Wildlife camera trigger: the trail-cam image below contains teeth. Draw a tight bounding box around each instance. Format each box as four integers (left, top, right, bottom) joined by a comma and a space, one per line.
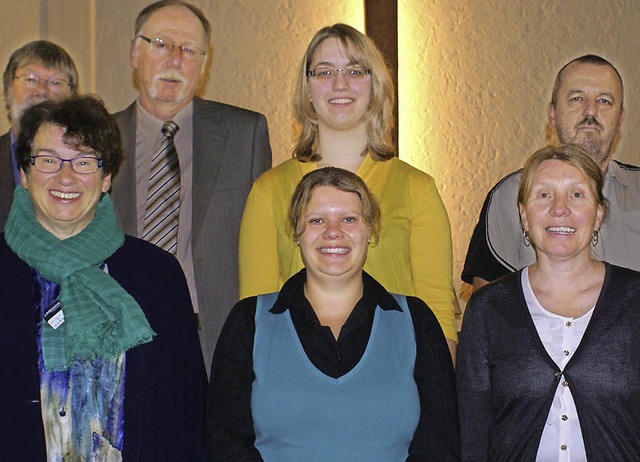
51, 191, 80, 200
320, 247, 349, 254
547, 226, 576, 234
329, 98, 353, 104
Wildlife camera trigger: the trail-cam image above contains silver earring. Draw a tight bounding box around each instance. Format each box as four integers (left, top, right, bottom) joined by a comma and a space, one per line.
523, 230, 531, 247
592, 230, 600, 247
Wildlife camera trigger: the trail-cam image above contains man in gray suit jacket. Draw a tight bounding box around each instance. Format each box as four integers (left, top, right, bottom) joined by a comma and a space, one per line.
0, 41, 78, 230
110, 0, 272, 375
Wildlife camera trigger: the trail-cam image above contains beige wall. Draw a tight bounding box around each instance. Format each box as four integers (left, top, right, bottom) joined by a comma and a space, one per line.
2, 0, 639, 306
398, 0, 640, 303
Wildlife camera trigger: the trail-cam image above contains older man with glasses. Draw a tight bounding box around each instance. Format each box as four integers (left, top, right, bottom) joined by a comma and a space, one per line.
0, 40, 78, 231
110, 0, 272, 376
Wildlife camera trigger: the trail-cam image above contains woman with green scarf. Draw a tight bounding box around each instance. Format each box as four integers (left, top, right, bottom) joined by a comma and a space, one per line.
0, 95, 207, 460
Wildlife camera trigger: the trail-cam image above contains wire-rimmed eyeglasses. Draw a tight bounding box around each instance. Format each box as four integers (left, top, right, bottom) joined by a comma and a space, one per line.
136, 35, 206, 61
30, 155, 104, 174
14, 74, 70, 92
307, 65, 371, 81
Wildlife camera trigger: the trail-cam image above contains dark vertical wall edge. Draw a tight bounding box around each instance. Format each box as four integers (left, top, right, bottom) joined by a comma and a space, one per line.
364, 0, 399, 151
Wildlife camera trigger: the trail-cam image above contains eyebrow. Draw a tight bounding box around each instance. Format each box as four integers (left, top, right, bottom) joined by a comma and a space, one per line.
567, 89, 617, 101
311, 60, 361, 68
150, 35, 203, 47
34, 148, 97, 157
532, 180, 590, 188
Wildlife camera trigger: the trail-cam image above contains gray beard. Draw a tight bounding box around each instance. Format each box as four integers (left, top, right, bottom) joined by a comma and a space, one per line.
576, 137, 610, 167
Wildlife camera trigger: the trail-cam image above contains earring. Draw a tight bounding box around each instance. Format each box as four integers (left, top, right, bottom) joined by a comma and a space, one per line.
592, 230, 600, 247
523, 230, 531, 247
367, 237, 371, 245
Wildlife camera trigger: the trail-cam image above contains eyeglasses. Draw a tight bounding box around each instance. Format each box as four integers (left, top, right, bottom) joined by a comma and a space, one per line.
30, 155, 104, 174
307, 65, 371, 81
136, 35, 206, 61
14, 74, 70, 92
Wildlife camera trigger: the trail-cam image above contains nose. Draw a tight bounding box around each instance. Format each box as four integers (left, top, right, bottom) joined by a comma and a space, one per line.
549, 196, 570, 216
322, 219, 343, 239
332, 71, 349, 90
55, 161, 77, 184
168, 45, 184, 65
583, 97, 596, 117
32, 79, 51, 97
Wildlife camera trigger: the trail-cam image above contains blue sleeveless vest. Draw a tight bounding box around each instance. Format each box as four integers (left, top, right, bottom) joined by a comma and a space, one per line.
252, 293, 420, 462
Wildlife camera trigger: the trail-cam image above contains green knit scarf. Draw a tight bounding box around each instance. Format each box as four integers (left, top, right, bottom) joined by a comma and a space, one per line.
5, 186, 155, 371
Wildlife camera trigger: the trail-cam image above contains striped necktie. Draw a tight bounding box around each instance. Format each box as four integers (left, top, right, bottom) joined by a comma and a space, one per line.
143, 121, 180, 254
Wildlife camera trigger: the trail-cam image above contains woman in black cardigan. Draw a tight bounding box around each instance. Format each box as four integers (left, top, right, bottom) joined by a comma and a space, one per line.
1, 96, 207, 460
457, 144, 640, 461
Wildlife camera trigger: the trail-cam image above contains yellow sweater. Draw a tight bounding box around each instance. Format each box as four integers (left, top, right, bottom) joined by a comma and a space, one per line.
238, 155, 457, 342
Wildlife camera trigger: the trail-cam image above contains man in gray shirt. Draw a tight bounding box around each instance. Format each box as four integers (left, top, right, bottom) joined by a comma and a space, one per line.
463, 55, 640, 290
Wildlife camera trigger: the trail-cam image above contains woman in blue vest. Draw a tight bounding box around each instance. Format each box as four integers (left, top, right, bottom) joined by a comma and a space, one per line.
206, 166, 459, 461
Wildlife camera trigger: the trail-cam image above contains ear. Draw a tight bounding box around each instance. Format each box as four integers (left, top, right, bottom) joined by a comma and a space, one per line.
547, 101, 556, 128
130, 39, 139, 69
20, 168, 28, 189
594, 203, 605, 231
101, 173, 112, 193
618, 107, 626, 128
518, 203, 529, 232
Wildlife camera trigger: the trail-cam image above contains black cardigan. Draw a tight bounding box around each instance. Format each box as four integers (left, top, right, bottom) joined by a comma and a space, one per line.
457, 263, 640, 461
0, 235, 208, 461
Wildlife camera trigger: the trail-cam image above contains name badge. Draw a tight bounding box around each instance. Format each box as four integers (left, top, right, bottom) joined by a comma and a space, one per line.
44, 300, 65, 329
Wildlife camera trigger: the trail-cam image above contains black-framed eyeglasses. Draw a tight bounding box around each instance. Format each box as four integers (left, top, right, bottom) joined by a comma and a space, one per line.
307, 65, 371, 81
30, 155, 104, 174
14, 74, 70, 92
136, 35, 206, 61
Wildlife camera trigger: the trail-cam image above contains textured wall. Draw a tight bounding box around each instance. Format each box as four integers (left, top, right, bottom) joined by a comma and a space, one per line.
398, 0, 640, 304
95, 0, 364, 170
0, 0, 41, 132
2, 0, 640, 308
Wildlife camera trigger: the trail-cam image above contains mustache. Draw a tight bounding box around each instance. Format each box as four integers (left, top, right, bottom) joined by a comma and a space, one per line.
576, 116, 603, 130
155, 69, 185, 82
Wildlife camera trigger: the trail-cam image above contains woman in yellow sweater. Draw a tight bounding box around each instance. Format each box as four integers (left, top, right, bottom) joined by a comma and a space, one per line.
239, 23, 458, 356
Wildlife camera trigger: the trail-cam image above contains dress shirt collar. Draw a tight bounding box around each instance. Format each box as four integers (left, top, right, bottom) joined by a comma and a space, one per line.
268, 269, 401, 341
135, 99, 193, 143
269, 268, 401, 315
606, 159, 638, 187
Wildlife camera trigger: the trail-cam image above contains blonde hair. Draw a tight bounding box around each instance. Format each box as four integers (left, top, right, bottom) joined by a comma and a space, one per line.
292, 24, 395, 162
288, 167, 381, 245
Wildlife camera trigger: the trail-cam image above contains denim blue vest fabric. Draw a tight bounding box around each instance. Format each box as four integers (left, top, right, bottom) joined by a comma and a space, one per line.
252, 292, 420, 462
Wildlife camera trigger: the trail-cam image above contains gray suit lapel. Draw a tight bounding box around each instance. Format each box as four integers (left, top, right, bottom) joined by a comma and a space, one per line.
192, 97, 228, 243
0, 132, 15, 231
112, 102, 139, 235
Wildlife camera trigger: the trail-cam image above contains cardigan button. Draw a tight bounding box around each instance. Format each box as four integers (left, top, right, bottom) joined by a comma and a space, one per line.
554, 371, 562, 378
562, 380, 569, 387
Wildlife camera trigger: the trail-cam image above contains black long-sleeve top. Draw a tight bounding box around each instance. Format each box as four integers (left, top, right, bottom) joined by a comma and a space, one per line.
206, 269, 460, 461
